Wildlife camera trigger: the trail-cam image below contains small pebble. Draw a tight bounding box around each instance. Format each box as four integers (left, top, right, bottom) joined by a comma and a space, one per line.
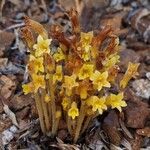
132, 79, 150, 99
1, 125, 18, 145
146, 72, 150, 80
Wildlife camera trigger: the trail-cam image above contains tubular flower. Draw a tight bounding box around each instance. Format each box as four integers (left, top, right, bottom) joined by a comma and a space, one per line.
78, 32, 93, 61
78, 64, 94, 80
78, 86, 88, 99
32, 74, 45, 92
86, 96, 107, 114
68, 102, 79, 119
120, 62, 139, 89
102, 54, 120, 70
81, 50, 91, 61
63, 75, 79, 96
22, 82, 34, 95
77, 46, 91, 61
33, 35, 51, 57
61, 97, 70, 110
53, 48, 66, 62
90, 71, 110, 91
105, 92, 127, 112
28, 56, 44, 73
81, 31, 93, 47
45, 94, 51, 103
53, 65, 63, 84
63, 75, 78, 89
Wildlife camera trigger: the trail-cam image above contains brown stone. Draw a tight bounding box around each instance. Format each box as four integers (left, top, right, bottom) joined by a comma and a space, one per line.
0, 58, 8, 69
136, 127, 150, 137
124, 101, 150, 128
0, 75, 16, 99
0, 116, 12, 133
130, 133, 143, 150
57, 129, 68, 141
0, 31, 15, 49
130, 8, 150, 43
9, 94, 34, 111
16, 106, 30, 120
0, 47, 5, 57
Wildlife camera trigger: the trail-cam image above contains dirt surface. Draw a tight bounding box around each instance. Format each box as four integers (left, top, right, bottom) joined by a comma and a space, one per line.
0, 0, 150, 149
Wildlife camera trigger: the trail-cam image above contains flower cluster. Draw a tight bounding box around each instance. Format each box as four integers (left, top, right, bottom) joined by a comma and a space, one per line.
21, 10, 139, 143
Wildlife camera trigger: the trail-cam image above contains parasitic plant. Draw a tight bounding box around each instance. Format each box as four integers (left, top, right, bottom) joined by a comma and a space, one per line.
21, 9, 139, 143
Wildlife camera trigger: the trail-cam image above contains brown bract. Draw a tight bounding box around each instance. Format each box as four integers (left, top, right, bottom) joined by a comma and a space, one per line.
20, 27, 35, 49
24, 16, 48, 39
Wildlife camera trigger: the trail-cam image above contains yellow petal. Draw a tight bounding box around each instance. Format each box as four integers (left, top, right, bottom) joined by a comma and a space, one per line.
68, 102, 79, 119
120, 62, 139, 89
45, 94, 51, 103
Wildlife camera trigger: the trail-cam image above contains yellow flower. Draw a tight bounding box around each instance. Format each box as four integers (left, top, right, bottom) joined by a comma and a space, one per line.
86, 96, 107, 114
33, 35, 51, 57
22, 82, 34, 95
103, 54, 120, 70
62, 97, 70, 110
78, 64, 94, 80
90, 71, 110, 91
28, 56, 44, 73
23, 74, 45, 94
53, 48, 65, 62
77, 46, 91, 61
63, 75, 77, 89
78, 32, 93, 61
80, 87, 88, 99
68, 102, 79, 119
81, 31, 93, 47
53, 65, 63, 84
63, 75, 79, 96
81, 50, 91, 61
45, 94, 51, 103
120, 62, 139, 89
32, 74, 45, 92
29, 55, 36, 61
105, 92, 127, 112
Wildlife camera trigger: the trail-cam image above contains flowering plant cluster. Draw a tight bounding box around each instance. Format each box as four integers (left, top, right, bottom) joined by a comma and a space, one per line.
21, 9, 139, 143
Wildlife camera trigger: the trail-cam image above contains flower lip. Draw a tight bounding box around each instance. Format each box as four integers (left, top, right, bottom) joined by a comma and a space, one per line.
68, 102, 79, 119
78, 64, 94, 80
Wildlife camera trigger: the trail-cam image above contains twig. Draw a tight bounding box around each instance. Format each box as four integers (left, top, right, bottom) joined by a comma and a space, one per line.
75, 0, 83, 16
0, 0, 5, 22
4, 22, 25, 31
